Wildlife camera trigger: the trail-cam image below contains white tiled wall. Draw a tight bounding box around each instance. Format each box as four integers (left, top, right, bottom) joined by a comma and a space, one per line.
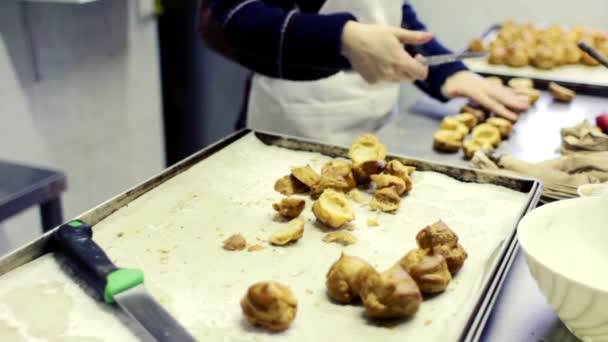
0, 0, 163, 255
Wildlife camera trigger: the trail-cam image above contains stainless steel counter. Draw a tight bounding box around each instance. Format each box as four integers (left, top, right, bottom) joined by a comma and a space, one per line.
378, 92, 608, 342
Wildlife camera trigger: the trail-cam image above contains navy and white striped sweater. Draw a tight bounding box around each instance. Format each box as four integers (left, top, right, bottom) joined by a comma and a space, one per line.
198, 0, 467, 101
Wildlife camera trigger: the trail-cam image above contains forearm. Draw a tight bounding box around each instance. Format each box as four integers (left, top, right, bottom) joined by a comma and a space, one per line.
401, 3, 467, 101
198, 0, 355, 80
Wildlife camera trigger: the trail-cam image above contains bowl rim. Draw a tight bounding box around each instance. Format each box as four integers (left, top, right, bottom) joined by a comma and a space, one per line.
577, 183, 608, 197
517, 197, 608, 294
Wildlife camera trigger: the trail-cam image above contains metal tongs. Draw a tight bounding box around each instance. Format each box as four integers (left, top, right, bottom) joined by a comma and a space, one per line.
421, 51, 487, 66
578, 42, 608, 68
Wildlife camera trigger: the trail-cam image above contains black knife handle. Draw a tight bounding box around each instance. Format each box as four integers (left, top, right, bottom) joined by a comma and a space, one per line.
578, 41, 608, 68
54, 220, 118, 301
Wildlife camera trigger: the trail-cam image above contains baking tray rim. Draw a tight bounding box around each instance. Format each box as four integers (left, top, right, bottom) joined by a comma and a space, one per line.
0, 129, 542, 342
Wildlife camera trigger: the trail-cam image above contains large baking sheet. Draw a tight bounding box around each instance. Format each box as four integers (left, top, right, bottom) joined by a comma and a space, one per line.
0, 131, 541, 341
464, 25, 608, 96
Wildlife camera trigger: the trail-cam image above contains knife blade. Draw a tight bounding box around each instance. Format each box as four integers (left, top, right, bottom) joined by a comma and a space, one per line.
422, 52, 487, 66
54, 220, 196, 342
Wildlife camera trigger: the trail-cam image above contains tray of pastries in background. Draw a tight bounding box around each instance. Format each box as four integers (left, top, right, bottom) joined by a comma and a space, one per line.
464, 21, 608, 96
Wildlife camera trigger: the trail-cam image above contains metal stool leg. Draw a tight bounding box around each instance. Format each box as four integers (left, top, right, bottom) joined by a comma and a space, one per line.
40, 198, 63, 232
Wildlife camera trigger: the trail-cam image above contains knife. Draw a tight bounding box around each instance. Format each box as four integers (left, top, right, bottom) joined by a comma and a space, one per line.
421, 51, 487, 66
578, 41, 608, 68
54, 220, 196, 342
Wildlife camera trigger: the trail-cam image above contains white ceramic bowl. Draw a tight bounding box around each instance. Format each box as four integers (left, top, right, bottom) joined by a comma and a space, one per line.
578, 183, 608, 198
518, 197, 608, 342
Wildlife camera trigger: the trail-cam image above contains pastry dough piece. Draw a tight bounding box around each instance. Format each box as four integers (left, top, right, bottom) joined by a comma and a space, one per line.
434, 244, 468, 275
531, 45, 557, 69
273, 198, 305, 219
348, 134, 387, 164
384, 160, 415, 182
369, 187, 401, 213
472, 124, 502, 147
507, 78, 533, 89
291, 165, 320, 188
416, 220, 468, 275
312, 160, 357, 197
548, 82, 576, 103
517, 87, 541, 105
326, 254, 375, 303
241, 281, 297, 331
488, 45, 508, 65
323, 231, 357, 246
563, 43, 583, 64
352, 160, 386, 184
461, 104, 487, 122
468, 38, 485, 52
506, 47, 529, 67
452, 113, 479, 130
370, 174, 408, 196
274, 175, 308, 195
462, 139, 494, 159
312, 189, 355, 229
485, 76, 504, 86
433, 130, 463, 153
359, 265, 422, 319
270, 218, 305, 246
440, 117, 469, 137
416, 220, 459, 250
398, 249, 452, 294
486, 117, 513, 138
223, 234, 247, 251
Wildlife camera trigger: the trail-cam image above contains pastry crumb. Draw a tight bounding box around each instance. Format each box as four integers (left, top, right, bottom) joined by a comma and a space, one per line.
322, 231, 357, 246
305, 289, 314, 294
367, 217, 380, 226
116, 232, 124, 238
159, 248, 171, 254
347, 189, 366, 203
247, 244, 265, 252
424, 320, 432, 326
223, 234, 247, 251
160, 256, 169, 264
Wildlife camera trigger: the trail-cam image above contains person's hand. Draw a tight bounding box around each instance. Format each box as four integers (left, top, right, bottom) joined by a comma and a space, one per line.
441, 71, 530, 121
341, 21, 433, 84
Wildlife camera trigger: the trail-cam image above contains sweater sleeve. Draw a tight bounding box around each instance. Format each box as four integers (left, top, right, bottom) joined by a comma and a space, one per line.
198, 0, 355, 80
401, 3, 468, 101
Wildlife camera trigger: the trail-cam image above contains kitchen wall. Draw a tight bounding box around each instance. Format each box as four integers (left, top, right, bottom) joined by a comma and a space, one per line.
0, 0, 163, 255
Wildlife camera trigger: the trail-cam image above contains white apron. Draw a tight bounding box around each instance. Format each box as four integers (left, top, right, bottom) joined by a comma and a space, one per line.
246, 0, 403, 144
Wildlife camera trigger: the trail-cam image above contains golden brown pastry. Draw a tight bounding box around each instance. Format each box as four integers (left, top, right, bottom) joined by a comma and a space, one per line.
461, 104, 487, 122
507, 78, 533, 89
468, 38, 485, 52
370, 174, 408, 196
440, 117, 470, 137
506, 46, 529, 67
517, 87, 541, 105
383, 160, 414, 191
291, 165, 320, 188
325, 254, 375, 303
462, 139, 494, 160
352, 160, 386, 184
270, 218, 305, 246
552, 43, 567, 66
488, 45, 508, 65
348, 134, 387, 165
223, 234, 247, 251
398, 249, 452, 294
563, 43, 583, 64
275, 175, 308, 195
548, 82, 576, 103
312, 160, 357, 197
531, 45, 557, 69
369, 187, 401, 213
434, 244, 468, 275
580, 37, 601, 66
323, 231, 358, 246
416, 220, 459, 249
433, 130, 464, 153
472, 124, 502, 147
416, 221, 468, 275
241, 281, 297, 331
359, 265, 422, 319
312, 189, 355, 229
273, 197, 306, 219
486, 117, 513, 138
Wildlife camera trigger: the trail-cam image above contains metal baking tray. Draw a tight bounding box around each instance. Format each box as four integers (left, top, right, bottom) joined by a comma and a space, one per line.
464, 24, 608, 97
0, 130, 542, 341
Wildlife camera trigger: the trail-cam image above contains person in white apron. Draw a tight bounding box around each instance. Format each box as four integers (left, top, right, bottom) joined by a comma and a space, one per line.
198, 0, 529, 144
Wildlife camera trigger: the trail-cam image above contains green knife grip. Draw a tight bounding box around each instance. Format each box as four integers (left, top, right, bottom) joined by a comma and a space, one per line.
54, 220, 143, 304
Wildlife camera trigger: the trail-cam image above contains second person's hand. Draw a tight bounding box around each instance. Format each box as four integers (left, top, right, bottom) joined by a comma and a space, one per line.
341, 21, 433, 84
